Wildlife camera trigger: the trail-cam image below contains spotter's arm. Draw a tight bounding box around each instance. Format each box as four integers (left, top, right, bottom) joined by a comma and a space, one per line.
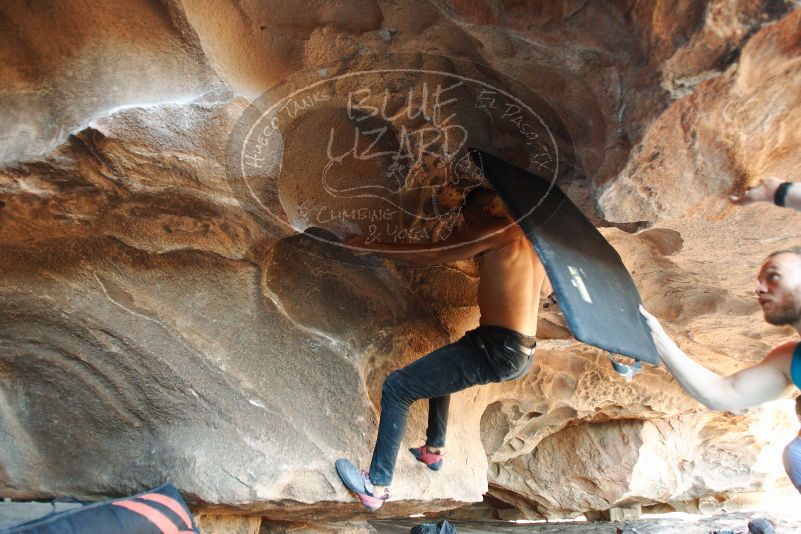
639, 306, 793, 410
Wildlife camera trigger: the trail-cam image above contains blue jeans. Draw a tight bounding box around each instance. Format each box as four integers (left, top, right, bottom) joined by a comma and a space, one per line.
368, 325, 536, 486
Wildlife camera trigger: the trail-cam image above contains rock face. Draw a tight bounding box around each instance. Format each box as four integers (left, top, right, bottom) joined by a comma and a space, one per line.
598, 7, 801, 223
2, 0, 801, 525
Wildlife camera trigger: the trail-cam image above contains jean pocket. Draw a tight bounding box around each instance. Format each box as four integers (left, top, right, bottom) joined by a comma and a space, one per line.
503, 350, 533, 381
490, 345, 532, 381
465, 329, 488, 353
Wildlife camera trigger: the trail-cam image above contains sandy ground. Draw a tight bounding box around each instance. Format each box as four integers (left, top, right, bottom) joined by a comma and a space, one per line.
370, 512, 801, 533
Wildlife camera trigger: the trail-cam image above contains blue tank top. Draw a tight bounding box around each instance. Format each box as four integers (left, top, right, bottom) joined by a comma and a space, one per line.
791, 342, 801, 389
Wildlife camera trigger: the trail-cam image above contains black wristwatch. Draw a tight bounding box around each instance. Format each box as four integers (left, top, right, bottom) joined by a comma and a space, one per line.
775, 182, 793, 207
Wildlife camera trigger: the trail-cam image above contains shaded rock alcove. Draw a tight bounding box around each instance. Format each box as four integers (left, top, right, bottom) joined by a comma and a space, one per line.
3, 1, 801, 531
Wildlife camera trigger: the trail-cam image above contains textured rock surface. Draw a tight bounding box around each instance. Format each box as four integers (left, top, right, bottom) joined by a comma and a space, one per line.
2, 0, 801, 527
598, 8, 801, 223
195, 514, 262, 534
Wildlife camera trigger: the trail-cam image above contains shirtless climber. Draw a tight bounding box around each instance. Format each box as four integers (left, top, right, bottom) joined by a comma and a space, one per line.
640, 247, 801, 412
335, 187, 546, 511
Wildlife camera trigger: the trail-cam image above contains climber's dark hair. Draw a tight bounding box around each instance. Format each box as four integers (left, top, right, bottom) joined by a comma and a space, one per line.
463, 187, 498, 221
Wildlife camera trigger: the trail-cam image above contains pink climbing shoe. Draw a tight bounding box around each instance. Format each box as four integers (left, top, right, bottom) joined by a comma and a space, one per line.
409, 444, 444, 471
335, 459, 390, 512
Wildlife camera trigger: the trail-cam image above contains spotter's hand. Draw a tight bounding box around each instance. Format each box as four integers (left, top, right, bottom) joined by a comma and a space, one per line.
638, 305, 679, 359
730, 176, 783, 205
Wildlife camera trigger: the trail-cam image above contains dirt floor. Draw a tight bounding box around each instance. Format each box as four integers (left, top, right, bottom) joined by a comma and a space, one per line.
370, 512, 800, 533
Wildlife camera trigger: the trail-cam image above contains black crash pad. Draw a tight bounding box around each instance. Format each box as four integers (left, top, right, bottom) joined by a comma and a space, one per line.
469, 148, 659, 365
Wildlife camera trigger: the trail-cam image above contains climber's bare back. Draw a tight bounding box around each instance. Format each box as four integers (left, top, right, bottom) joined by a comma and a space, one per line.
351, 190, 547, 336
477, 225, 546, 337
